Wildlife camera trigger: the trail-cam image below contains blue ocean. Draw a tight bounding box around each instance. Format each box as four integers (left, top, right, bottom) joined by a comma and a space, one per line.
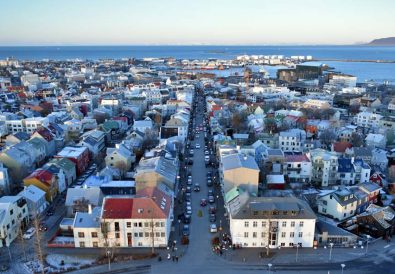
0, 45, 394, 83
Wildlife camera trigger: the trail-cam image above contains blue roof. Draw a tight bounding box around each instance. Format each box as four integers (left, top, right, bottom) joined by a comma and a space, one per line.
338, 158, 354, 173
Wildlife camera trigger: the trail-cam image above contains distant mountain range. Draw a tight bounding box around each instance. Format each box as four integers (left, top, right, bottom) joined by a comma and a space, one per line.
367, 37, 395, 46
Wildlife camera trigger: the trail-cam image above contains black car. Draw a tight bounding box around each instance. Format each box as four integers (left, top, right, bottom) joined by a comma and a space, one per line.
188, 159, 193, 165
209, 214, 216, 223
207, 179, 213, 187
184, 214, 191, 224
208, 189, 214, 196
186, 186, 192, 193
193, 184, 200, 192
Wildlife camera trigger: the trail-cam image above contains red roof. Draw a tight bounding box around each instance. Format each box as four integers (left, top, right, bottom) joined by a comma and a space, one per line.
113, 117, 128, 122
285, 154, 310, 163
102, 197, 168, 219
34, 127, 53, 142
333, 142, 352, 153
25, 169, 53, 186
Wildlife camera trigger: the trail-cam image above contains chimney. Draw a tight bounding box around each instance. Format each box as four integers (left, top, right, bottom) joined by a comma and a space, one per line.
88, 204, 92, 214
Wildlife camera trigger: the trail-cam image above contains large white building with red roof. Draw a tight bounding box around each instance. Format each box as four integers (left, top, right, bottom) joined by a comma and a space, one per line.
72, 187, 172, 248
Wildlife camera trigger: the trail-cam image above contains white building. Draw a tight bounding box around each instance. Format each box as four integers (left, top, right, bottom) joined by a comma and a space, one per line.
329, 74, 357, 88
283, 154, 312, 183
5, 117, 49, 134
309, 149, 338, 187
0, 196, 29, 247
73, 189, 172, 248
317, 188, 357, 221
0, 163, 10, 195
229, 197, 316, 248
17, 185, 47, 216
279, 129, 306, 152
365, 133, 386, 149
354, 111, 382, 128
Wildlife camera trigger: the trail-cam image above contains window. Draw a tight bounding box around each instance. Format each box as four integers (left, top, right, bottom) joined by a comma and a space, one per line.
298, 232, 303, 238
253, 232, 257, 238
322, 208, 327, 213
161, 222, 165, 227
244, 221, 249, 228
253, 221, 257, 227
139, 222, 143, 227
262, 222, 266, 227
291, 221, 295, 227
93, 242, 98, 247
299, 221, 304, 227
127, 222, 131, 228
290, 232, 295, 238
115, 222, 120, 231
139, 232, 143, 237
134, 233, 138, 237
10, 209, 13, 215
323, 201, 327, 205
244, 232, 249, 238
281, 232, 286, 238
91, 232, 98, 238
144, 222, 149, 227
134, 223, 138, 227
78, 232, 85, 238
282, 221, 287, 227
155, 232, 160, 237
155, 222, 160, 227
80, 242, 85, 247
115, 232, 120, 239
281, 242, 285, 247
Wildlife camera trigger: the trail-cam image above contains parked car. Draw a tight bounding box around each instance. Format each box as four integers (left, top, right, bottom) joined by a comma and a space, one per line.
187, 177, 193, 185
209, 206, 216, 214
188, 159, 193, 165
23, 228, 36, 239
209, 214, 216, 223
193, 184, 200, 192
183, 225, 190, 236
195, 144, 200, 149
210, 224, 218, 233
200, 199, 208, 207
186, 186, 192, 193
207, 179, 213, 187
208, 195, 215, 204
46, 210, 54, 216
208, 189, 214, 196
183, 214, 191, 224
205, 150, 209, 155
185, 206, 192, 215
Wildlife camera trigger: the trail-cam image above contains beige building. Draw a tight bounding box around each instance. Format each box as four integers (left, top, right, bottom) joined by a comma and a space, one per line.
220, 153, 260, 195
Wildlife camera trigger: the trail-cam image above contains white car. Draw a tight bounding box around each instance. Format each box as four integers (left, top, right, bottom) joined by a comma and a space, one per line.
205, 150, 209, 155
195, 144, 201, 149
210, 224, 217, 233
23, 227, 36, 239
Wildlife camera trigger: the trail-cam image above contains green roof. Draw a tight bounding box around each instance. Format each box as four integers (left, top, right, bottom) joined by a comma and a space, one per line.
49, 157, 75, 171
102, 120, 119, 132
225, 186, 243, 204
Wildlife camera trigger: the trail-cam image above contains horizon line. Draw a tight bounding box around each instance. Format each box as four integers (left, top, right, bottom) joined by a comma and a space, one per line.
0, 43, 368, 47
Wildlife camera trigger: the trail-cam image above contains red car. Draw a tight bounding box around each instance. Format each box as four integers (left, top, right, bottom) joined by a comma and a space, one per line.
209, 206, 216, 214
200, 199, 208, 207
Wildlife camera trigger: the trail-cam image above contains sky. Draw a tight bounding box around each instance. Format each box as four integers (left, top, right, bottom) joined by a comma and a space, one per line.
0, 0, 394, 46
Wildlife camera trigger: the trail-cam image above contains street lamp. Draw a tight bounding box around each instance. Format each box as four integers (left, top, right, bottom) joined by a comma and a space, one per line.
365, 235, 371, 255
341, 263, 346, 274
107, 250, 111, 271
329, 243, 334, 261
267, 263, 272, 274
295, 243, 299, 262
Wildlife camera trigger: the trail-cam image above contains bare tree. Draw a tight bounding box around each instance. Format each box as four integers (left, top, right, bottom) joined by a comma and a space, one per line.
351, 132, 364, 147
72, 197, 90, 214
319, 129, 337, 148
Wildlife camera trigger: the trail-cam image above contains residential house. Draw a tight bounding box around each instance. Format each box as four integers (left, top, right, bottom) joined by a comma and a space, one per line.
229, 197, 316, 248
105, 142, 136, 172
309, 149, 338, 187
23, 168, 61, 202
17, 185, 47, 216
31, 127, 56, 156
80, 129, 106, 157
279, 129, 306, 152
27, 138, 47, 166
317, 188, 357, 221
0, 196, 29, 247
55, 146, 90, 176
337, 158, 355, 185
220, 153, 260, 195
283, 153, 312, 183
315, 220, 358, 247
371, 149, 388, 171
45, 158, 76, 187
5, 132, 30, 147
65, 187, 103, 217
365, 133, 386, 149
354, 111, 382, 128
134, 155, 178, 192
356, 204, 395, 238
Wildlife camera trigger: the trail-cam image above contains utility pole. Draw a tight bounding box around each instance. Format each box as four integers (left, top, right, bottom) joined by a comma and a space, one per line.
17, 217, 28, 262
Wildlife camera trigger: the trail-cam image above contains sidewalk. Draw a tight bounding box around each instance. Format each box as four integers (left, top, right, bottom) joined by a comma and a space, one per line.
216, 237, 394, 265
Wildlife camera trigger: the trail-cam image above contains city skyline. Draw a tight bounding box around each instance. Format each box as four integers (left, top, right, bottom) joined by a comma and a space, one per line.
0, 0, 394, 46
